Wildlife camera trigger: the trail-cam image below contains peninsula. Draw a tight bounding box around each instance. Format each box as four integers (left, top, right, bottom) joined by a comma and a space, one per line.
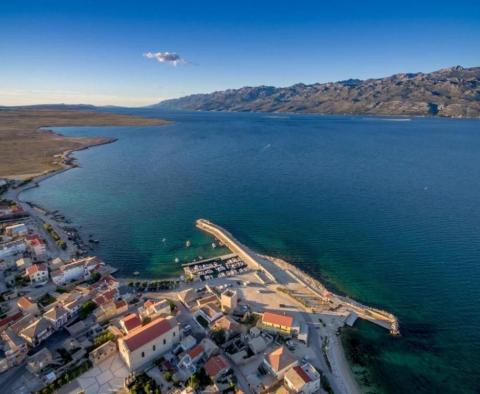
0, 108, 171, 180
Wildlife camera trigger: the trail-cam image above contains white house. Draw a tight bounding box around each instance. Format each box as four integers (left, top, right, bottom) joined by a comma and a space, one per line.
5, 223, 28, 237
284, 363, 321, 394
27, 237, 47, 260
0, 240, 26, 259
51, 257, 99, 285
139, 299, 171, 320
43, 305, 69, 329
263, 346, 298, 379
118, 316, 179, 371
25, 263, 48, 284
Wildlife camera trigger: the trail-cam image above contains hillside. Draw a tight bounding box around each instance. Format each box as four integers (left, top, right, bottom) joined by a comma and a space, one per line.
155, 66, 480, 118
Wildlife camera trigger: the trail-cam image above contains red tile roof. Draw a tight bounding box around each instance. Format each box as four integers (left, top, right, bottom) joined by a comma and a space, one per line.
93, 289, 116, 306
0, 312, 23, 328
122, 313, 142, 332
187, 344, 204, 359
26, 263, 47, 275
293, 366, 312, 383
262, 311, 294, 328
197, 294, 218, 306
204, 355, 229, 377
17, 296, 35, 309
115, 300, 127, 309
122, 318, 175, 352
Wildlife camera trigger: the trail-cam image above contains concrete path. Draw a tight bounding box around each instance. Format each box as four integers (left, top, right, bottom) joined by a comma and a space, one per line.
75, 354, 128, 394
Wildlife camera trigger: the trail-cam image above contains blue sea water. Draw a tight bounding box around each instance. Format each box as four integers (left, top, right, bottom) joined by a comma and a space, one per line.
23, 110, 480, 393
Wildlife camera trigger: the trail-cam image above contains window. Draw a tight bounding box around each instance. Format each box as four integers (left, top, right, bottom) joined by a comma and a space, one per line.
163, 339, 166, 345
173, 332, 176, 337
153, 345, 156, 351
141, 352, 145, 358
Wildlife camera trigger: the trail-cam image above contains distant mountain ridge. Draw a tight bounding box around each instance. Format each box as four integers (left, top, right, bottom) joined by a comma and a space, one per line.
155, 66, 480, 118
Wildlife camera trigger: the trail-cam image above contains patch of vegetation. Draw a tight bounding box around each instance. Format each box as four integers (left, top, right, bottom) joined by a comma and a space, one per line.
78, 300, 96, 319
38, 292, 56, 307
44, 223, 61, 241
196, 314, 209, 328
320, 372, 334, 394
92, 330, 116, 350
211, 328, 227, 345
128, 373, 161, 394
56, 347, 72, 364
15, 275, 30, 287
87, 271, 101, 284
164, 371, 173, 382
56, 287, 68, 294
187, 368, 212, 390
37, 359, 92, 394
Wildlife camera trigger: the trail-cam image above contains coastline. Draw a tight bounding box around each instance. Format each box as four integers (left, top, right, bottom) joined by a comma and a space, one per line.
2, 144, 392, 394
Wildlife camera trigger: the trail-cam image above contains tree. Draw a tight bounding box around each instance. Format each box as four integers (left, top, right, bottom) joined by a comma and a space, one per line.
79, 300, 96, 319
211, 328, 227, 345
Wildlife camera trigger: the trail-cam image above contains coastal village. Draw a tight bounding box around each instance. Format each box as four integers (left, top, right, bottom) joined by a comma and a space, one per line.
0, 178, 399, 394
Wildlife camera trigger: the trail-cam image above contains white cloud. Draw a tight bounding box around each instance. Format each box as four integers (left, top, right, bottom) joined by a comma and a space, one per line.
143, 51, 187, 66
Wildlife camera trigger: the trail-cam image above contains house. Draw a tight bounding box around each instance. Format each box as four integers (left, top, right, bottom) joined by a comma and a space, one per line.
179, 343, 206, 371
248, 335, 268, 355
204, 355, 230, 381
0, 239, 26, 259
62, 295, 87, 318
196, 294, 218, 308
49, 257, 64, 270
220, 289, 238, 312
5, 223, 28, 237
197, 304, 223, 324
284, 363, 321, 394
263, 346, 298, 379
177, 288, 197, 307
16, 296, 39, 315
89, 340, 117, 365
25, 263, 48, 283
26, 348, 53, 375
0, 329, 28, 372
120, 313, 142, 333
19, 317, 54, 346
28, 237, 47, 260
0, 311, 23, 332
89, 275, 119, 293
139, 299, 171, 320
118, 316, 179, 371
261, 311, 295, 335
180, 335, 197, 352
15, 257, 32, 271
43, 305, 69, 329
50, 256, 100, 285
93, 299, 128, 323
211, 315, 241, 339
93, 288, 117, 306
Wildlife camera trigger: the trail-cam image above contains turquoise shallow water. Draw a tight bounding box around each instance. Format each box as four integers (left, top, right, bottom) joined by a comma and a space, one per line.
23, 110, 480, 393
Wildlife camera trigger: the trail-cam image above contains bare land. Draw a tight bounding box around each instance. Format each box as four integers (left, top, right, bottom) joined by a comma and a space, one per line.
0, 108, 171, 179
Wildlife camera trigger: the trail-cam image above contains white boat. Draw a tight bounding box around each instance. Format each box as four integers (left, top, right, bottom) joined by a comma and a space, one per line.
186, 240, 191, 248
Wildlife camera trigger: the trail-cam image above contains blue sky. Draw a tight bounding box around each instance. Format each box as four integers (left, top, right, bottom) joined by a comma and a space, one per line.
1, 0, 479, 106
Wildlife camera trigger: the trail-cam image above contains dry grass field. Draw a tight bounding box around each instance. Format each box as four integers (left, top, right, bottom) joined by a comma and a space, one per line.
0, 109, 170, 179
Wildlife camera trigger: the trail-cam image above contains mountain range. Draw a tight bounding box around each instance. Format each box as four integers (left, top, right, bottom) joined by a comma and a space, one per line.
155, 66, 480, 118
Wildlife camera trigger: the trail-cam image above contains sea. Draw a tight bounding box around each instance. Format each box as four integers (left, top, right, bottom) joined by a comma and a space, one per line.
22, 110, 480, 393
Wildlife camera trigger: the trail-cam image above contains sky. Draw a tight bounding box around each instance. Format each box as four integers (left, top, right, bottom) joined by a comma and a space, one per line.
1, 0, 479, 106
